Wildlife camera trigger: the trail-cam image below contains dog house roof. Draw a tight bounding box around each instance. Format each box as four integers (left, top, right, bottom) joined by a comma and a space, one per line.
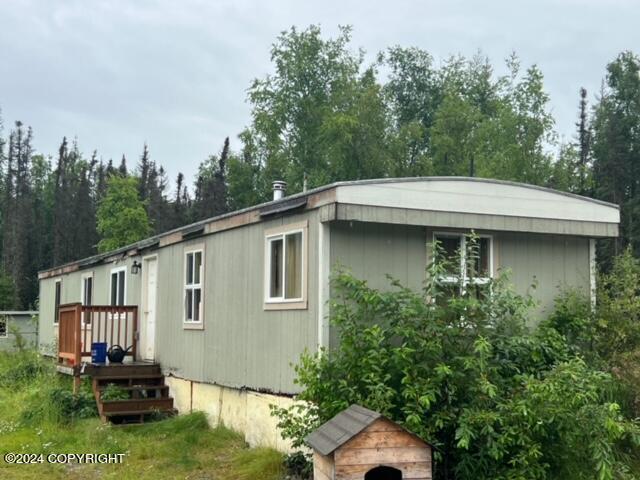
305, 404, 384, 456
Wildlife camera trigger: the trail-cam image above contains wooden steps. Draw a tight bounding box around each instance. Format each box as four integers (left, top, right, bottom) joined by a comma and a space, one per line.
90, 363, 175, 424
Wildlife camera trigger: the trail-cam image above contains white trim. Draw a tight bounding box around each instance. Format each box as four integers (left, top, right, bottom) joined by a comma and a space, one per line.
80, 271, 94, 325
80, 271, 94, 305
183, 245, 205, 327
317, 222, 331, 351
141, 253, 159, 360
109, 265, 128, 306
589, 238, 597, 309
264, 226, 306, 305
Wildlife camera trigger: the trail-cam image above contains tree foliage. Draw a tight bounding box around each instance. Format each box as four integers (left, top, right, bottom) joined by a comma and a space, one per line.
273, 242, 640, 479
592, 51, 640, 266
96, 175, 151, 253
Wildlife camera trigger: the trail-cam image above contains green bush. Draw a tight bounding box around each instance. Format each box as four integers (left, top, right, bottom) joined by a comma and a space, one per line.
21, 378, 98, 424
273, 241, 640, 480
548, 248, 640, 419
101, 383, 130, 401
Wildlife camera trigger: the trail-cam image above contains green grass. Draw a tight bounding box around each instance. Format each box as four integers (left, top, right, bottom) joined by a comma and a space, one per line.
0, 351, 284, 479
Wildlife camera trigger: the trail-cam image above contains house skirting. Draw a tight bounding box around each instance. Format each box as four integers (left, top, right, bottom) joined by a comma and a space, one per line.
165, 375, 297, 452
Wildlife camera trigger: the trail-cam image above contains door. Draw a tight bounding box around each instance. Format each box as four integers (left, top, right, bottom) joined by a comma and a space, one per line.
141, 256, 158, 361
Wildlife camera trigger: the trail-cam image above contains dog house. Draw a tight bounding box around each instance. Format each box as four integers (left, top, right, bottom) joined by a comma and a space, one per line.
305, 404, 432, 480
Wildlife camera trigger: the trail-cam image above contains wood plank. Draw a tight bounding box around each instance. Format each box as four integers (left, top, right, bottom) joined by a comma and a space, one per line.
363, 418, 403, 432
335, 461, 432, 480
313, 451, 334, 478
342, 430, 427, 449
335, 446, 430, 466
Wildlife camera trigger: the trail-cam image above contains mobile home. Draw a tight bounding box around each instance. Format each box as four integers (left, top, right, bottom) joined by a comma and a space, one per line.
38, 177, 619, 447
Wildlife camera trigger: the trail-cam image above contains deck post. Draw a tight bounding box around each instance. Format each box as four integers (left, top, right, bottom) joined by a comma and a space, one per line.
132, 306, 138, 361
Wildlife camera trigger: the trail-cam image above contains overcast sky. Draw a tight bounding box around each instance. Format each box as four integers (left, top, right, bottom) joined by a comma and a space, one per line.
0, 0, 638, 189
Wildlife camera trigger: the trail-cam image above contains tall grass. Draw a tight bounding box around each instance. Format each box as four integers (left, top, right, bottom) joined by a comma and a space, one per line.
0, 351, 285, 479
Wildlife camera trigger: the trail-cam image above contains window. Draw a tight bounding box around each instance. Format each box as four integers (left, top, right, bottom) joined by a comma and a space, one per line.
110, 267, 126, 306
54, 280, 62, 324
433, 232, 493, 291
265, 222, 307, 309
184, 249, 203, 324
81, 273, 93, 324
82, 275, 93, 307
0, 315, 7, 338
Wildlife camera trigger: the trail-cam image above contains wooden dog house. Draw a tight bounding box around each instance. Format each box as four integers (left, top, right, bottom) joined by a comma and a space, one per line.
305, 404, 432, 480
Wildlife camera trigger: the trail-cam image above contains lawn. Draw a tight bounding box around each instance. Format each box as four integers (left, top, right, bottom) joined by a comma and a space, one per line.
0, 350, 285, 480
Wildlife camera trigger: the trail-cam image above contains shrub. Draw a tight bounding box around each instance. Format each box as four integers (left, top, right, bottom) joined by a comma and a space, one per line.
273, 241, 640, 480
548, 248, 640, 418
101, 383, 130, 401
21, 378, 98, 424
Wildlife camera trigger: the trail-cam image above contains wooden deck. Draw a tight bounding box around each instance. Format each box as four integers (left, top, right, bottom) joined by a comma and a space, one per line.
56, 304, 175, 424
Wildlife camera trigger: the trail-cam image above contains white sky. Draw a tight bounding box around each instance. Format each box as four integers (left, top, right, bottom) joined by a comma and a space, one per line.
0, 0, 638, 191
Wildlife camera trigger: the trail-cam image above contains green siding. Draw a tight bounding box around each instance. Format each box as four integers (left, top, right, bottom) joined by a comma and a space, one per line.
0, 313, 37, 351
330, 221, 427, 292
498, 233, 590, 319
38, 256, 142, 354
330, 221, 591, 329
39, 212, 591, 395
154, 211, 319, 394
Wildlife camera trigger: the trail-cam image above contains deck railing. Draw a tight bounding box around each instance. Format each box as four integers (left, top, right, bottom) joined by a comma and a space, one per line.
58, 303, 139, 367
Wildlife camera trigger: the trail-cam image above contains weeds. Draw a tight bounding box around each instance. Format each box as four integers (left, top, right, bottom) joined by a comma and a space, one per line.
0, 351, 285, 479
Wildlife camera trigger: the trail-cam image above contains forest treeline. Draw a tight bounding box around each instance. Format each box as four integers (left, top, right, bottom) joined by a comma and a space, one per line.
0, 25, 639, 309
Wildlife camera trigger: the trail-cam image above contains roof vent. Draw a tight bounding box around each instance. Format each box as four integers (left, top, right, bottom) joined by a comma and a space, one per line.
272, 180, 287, 201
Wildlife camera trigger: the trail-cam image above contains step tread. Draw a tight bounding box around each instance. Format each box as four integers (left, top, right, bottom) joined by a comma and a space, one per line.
93, 373, 165, 381
101, 397, 174, 404
104, 408, 175, 417
98, 384, 169, 391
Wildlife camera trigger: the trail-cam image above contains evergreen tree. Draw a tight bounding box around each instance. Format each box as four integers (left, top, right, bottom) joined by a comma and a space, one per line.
576, 87, 592, 194
193, 137, 229, 221
1, 121, 34, 308
172, 172, 189, 228
52, 137, 74, 266
592, 51, 640, 265
118, 155, 128, 176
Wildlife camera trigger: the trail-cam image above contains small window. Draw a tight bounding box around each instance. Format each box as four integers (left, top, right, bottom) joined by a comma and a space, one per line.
0, 315, 7, 338
83, 276, 93, 307
81, 274, 93, 324
265, 224, 306, 308
110, 268, 126, 306
54, 280, 62, 324
185, 250, 203, 323
433, 233, 493, 286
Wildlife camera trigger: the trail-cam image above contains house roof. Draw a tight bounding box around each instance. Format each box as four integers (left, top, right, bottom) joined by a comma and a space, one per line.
38, 176, 621, 278
304, 404, 383, 456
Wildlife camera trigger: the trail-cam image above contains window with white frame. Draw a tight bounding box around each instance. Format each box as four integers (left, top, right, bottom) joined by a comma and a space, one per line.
433, 233, 493, 298
82, 274, 93, 307
265, 227, 305, 305
81, 273, 93, 324
54, 279, 62, 324
184, 249, 203, 323
110, 267, 126, 306
0, 315, 7, 338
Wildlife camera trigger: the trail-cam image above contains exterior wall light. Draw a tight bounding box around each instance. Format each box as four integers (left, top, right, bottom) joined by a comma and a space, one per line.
131, 260, 142, 275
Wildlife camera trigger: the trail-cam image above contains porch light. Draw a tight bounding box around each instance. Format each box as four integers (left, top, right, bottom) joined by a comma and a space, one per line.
131, 261, 142, 275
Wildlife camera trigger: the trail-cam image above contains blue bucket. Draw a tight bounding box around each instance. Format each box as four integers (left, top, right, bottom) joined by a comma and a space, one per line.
91, 342, 107, 364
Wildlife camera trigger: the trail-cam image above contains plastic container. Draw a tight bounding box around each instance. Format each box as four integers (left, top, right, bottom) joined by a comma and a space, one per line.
91, 342, 107, 364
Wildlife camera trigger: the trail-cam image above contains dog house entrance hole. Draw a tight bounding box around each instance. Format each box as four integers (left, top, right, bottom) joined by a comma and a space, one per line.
364, 465, 402, 479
